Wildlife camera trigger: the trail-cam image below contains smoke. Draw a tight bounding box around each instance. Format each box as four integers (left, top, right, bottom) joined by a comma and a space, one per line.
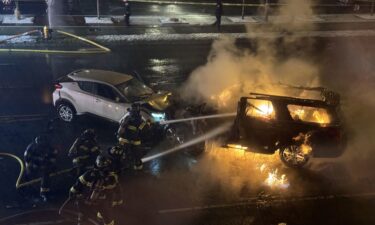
182, 0, 319, 112
301, 38, 375, 194
274, 0, 315, 32
342, 82, 375, 167
178, 0, 320, 198
179, 0, 374, 201
322, 38, 375, 178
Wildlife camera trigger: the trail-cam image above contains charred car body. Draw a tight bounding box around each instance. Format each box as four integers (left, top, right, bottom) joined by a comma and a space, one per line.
225, 87, 346, 168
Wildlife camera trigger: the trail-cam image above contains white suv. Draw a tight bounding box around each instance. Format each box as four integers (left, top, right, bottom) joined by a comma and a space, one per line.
52, 69, 170, 123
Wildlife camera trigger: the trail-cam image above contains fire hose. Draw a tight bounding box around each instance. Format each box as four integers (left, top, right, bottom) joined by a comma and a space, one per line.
58, 197, 71, 215
0, 121, 231, 189
0, 29, 110, 54
0, 152, 74, 189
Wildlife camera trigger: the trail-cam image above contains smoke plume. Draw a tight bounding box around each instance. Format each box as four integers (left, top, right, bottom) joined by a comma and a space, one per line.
178, 0, 320, 197
181, 0, 375, 196
182, 0, 319, 112
321, 38, 375, 179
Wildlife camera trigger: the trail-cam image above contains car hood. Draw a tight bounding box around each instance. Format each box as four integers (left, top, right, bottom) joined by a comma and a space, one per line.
143, 92, 172, 111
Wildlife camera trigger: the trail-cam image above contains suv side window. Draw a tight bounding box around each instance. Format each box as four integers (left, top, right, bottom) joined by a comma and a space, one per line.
287, 105, 331, 124
96, 83, 121, 102
78, 81, 96, 95
246, 99, 275, 120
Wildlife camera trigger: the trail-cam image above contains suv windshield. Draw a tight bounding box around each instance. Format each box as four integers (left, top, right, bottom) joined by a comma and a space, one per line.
116, 78, 154, 102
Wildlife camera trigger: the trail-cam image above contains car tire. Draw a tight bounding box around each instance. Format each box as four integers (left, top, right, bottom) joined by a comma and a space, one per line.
279, 145, 309, 168
57, 102, 76, 123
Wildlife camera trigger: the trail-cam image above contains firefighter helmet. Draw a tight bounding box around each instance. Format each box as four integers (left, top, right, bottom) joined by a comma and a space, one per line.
35, 135, 49, 146
95, 155, 112, 169
82, 129, 97, 140
129, 103, 141, 115
109, 145, 123, 155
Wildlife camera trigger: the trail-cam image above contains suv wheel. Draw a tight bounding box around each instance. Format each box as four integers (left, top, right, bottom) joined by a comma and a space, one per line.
57, 103, 75, 122
279, 145, 309, 168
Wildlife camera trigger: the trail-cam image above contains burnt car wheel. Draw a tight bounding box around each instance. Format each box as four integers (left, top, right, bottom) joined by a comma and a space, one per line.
279, 145, 309, 168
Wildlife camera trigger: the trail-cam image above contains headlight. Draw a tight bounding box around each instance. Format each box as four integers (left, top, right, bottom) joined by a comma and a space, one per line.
151, 112, 166, 122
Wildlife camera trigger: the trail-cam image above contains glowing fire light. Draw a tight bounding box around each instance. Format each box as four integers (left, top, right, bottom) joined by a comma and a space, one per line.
248, 100, 275, 120
209, 84, 242, 109
312, 110, 330, 124
227, 144, 248, 150
207, 144, 290, 191
259, 164, 267, 173
258, 163, 290, 189
288, 105, 331, 125
264, 168, 289, 189
258, 103, 274, 116
300, 143, 312, 155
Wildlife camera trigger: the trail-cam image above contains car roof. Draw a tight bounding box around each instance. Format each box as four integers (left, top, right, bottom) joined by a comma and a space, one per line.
247, 93, 331, 108
68, 69, 133, 86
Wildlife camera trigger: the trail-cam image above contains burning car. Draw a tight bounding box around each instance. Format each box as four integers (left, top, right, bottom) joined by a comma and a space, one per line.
225, 88, 346, 168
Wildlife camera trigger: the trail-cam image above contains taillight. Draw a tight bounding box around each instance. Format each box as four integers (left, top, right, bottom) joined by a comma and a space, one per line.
54, 83, 63, 90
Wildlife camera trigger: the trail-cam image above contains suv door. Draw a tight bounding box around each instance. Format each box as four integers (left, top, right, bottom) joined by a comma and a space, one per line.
93, 83, 129, 122
76, 81, 96, 114
238, 98, 279, 152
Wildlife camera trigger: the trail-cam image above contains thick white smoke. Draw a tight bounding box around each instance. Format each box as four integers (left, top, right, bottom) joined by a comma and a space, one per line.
181, 0, 375, 195
178, 0, 321, 197
182, 0, 320, 112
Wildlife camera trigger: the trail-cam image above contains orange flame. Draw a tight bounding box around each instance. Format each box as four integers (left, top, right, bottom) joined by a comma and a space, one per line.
265, 168, 289, 189
259, 163, 290, 189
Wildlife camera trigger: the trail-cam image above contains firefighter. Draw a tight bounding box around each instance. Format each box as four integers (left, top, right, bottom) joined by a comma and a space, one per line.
117, 103, 149, 170
106, 145, 125, 208
107, 145, 127, 174
24, 134, 58, 202
68, 129, 101, 177
69, 155, 123, 225
123, 0, 131, 26
213, 0, 223, 31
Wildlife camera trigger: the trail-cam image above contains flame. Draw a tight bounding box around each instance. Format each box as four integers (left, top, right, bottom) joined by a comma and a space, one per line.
264, 168, 289, 189
227, 144, 248, 150
209, 84, 243, 109
204, 144, 291, 191
257, 103, 274, 116
247, 100, 275, 120
259, 163, 267, 173
292, 133, 313, 156
292, 109, 305, 120
288, 105, 331, 125
258, 163, 290, 189
300, 143, 312, 155
312, 110, 330, 124
218, 89, 233, 108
